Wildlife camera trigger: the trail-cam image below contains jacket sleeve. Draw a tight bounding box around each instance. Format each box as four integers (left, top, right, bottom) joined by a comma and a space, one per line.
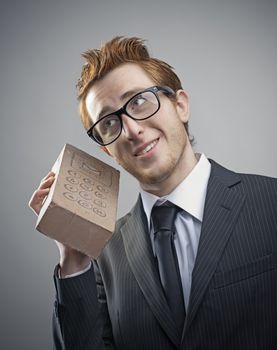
52, 261, 115, 350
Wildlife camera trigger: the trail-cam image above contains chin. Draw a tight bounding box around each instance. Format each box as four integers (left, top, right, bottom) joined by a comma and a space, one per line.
120, 155, 180, 187
132, 166, 174, 187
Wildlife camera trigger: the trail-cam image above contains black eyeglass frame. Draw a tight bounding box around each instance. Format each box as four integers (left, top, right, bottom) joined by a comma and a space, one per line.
86, 85, 175, 146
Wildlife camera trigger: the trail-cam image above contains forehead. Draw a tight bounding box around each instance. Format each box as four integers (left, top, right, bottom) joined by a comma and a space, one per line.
85, 63, 155, 123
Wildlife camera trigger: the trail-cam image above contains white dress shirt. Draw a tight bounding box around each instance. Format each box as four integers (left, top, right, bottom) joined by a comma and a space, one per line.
140, 153, 211, 307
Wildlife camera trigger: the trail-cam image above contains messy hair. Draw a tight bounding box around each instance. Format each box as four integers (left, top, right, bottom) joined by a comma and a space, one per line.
77, 36, 192, 141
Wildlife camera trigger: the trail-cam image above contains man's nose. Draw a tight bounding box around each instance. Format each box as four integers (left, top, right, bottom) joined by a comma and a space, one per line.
121, 114, 144, 140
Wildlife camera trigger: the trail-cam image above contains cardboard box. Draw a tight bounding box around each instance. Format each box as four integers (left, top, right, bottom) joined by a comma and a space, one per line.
36, 144, 120, 258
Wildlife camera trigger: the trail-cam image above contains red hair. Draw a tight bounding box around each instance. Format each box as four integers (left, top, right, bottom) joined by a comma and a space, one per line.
77, 36, 191, 138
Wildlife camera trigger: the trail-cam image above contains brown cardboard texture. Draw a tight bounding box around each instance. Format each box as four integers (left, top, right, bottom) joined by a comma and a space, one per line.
36, 144, 120, 258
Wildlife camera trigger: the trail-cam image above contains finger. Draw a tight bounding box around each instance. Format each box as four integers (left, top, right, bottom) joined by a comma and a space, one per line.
37, 187, 51, 199
28, 190, 49, 215
41, 171, 56, 183
29, 188, 50, 206
39, 176, 55, 189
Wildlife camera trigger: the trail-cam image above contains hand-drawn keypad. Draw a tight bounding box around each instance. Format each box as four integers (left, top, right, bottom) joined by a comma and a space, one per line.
80, 182, 93, 191
79, 191, 93, 200
97, 184, 110, 193
66, 177, 79, 185
83, 177, 93, 185
95, 191, 106, 199
93, 207, 106, 217
68, 170, 81, 178
64, 184, 78, 192
93, 199, 106, 208
63, 192, 78, 201
78, 200, 93, 210
62, 167, 109, 217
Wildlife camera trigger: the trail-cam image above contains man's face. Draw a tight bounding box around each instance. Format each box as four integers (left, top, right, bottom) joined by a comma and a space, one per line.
86, 63, 194, 195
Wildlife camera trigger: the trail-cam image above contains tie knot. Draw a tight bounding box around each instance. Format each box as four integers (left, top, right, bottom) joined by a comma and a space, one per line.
151, 204, 180, 233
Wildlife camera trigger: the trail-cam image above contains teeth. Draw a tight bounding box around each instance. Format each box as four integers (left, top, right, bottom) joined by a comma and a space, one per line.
140, 140, 158, 155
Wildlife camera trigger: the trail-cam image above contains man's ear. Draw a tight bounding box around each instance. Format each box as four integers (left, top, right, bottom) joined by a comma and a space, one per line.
175, 89, 190, 123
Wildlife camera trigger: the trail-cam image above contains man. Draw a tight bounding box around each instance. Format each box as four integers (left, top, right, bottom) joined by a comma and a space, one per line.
29, 37, 277, 349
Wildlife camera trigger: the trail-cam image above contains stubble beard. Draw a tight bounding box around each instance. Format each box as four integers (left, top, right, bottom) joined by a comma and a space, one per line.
116, 125, 188, 191
121, 144, 187, 190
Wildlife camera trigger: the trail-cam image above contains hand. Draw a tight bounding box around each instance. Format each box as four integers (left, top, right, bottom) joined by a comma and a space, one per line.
28, 171, 56, 215
29, 171, 90, 275
56, 241, 91, 277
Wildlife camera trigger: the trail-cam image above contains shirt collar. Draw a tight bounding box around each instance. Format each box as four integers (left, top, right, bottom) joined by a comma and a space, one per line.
140, 153, 211, 229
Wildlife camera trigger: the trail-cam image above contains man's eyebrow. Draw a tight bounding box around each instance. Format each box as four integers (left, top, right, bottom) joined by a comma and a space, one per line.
119, 87, 144, 101
97, 87, 145, 121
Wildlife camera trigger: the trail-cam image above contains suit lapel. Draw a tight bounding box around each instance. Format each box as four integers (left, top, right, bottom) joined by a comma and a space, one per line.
184, 161, 245, 332
121, 196, 181, 348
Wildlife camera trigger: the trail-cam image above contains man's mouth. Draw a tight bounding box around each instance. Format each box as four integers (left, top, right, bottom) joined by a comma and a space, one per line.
135, 138, 159, 156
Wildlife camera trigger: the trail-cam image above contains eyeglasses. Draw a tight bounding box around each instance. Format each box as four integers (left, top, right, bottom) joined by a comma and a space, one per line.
87, 85, 175, 146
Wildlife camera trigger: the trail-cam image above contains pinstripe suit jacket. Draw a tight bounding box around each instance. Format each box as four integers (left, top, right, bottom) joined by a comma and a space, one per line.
53, 160, 277, 350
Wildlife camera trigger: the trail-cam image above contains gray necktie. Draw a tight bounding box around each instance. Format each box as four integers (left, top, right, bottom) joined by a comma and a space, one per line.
151, 204, 185, 335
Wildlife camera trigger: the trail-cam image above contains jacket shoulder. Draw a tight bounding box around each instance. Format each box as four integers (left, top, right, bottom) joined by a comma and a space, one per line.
210, 159, 277, 194
209, 160, 277, 217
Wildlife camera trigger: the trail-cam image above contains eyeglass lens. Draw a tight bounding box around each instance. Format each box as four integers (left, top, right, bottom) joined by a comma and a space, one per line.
92, 90, 159, 145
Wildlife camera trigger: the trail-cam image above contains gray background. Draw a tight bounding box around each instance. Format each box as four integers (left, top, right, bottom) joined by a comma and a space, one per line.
1, 0, 276, 348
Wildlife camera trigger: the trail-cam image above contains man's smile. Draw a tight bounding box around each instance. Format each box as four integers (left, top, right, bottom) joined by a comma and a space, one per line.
134, 138, 159, 157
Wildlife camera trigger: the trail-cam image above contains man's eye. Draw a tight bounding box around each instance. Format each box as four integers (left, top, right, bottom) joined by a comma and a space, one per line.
99, 116, 120, 134
104, 118, 118, 128
131, 95, 147, 107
